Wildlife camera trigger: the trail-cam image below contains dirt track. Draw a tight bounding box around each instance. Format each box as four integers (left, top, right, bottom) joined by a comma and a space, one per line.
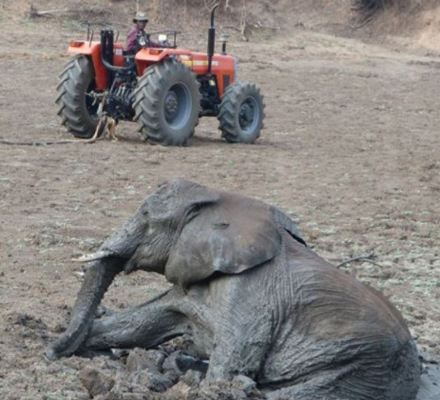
0, 9, 439, 400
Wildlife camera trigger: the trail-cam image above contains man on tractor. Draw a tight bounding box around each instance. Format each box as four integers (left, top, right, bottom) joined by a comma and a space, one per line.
125, 12, 160, 53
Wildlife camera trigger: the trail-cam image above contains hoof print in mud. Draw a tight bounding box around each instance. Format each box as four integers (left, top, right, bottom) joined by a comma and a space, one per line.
47, 179, 437, 400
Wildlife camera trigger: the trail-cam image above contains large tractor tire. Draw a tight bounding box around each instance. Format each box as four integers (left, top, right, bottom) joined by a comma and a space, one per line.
218, 82, 265, 144
133, 58, 201, 146
56, 56, 99, 138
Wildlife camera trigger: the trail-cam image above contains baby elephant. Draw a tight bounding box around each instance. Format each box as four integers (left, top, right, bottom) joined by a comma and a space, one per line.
46, 179, 422, 400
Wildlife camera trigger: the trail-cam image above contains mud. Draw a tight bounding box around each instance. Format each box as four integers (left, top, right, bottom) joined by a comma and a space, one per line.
77, 343, 265, 400
56, 343, 440, 400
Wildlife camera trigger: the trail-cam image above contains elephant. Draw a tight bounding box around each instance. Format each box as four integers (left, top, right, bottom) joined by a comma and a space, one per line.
46, 178, 424, 400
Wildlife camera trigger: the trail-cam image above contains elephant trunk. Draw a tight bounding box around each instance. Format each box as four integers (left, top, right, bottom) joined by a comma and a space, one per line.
45, 257, 122, 360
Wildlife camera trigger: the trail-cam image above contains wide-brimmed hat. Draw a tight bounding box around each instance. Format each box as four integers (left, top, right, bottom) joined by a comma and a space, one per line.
133, 12, 149, 23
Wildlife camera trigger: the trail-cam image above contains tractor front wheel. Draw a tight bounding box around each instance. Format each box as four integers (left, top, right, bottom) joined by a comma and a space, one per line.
133, 59, 201, 146
56, 55, 99, 138
218, 82, 265, 144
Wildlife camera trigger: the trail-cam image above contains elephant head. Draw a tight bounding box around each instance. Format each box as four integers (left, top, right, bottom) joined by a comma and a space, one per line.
46, 179, 304, 360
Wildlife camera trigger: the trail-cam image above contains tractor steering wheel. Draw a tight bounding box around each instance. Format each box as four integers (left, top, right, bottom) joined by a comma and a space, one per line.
137, 32, 149, 48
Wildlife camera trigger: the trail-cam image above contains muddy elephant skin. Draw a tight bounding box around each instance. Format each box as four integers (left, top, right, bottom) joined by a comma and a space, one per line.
46, 179, 421, 400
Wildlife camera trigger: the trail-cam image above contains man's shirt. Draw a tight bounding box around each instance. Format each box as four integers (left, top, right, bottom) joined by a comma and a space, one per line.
125, 26, 142, 52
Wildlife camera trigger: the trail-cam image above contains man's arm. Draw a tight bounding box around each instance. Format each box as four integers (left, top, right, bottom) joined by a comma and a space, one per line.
147, 38, 163, 48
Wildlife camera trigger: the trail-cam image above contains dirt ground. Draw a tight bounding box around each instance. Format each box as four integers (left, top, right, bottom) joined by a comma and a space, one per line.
0, 3, 439, 399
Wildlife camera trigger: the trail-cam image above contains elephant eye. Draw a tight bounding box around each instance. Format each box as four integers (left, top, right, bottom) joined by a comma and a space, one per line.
186, 204, 203, 223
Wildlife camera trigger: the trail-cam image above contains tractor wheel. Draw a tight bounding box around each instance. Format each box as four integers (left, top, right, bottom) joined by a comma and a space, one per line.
218, 82, 265, 144
133, 58, 201, 146
56, 55, 99, 138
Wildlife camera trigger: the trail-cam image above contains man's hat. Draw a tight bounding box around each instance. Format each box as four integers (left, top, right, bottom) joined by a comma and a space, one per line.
133, 12, 149, 23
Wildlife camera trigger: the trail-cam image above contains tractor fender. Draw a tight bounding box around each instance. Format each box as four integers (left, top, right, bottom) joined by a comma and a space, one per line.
135, 48, 194, 75
134, 49, 235, 96
68, 41, 125, 90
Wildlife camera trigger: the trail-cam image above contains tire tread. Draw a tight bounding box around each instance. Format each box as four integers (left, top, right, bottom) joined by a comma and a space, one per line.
134, 58, 201, 146
218, 81, 265, 144
56, 55, 98, 138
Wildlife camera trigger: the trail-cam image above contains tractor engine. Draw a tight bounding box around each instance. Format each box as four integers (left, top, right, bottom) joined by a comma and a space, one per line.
106, 72, 137, 121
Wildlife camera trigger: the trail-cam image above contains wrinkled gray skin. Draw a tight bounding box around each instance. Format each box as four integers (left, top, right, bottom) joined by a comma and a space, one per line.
46, 179, 423, 400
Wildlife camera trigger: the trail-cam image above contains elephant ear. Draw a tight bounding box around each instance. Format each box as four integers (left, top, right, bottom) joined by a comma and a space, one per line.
270, 206, 307, 246
165, 194, 282, 288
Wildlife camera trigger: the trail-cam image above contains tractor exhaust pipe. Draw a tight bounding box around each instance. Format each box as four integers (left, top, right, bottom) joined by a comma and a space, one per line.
100, 29, 115, 88
207, 5, 219, 75
100, 29, 133, 78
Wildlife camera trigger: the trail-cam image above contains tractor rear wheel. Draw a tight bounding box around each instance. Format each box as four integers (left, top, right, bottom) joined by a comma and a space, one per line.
133, 58, 201, 146
218, 82, 265, 144
56, 56, 100, 138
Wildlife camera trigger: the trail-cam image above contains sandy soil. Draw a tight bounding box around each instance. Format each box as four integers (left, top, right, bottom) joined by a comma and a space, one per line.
0, 4, 439, 399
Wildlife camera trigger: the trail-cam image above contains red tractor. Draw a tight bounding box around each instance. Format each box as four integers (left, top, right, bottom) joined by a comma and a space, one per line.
57, 6, 264, 146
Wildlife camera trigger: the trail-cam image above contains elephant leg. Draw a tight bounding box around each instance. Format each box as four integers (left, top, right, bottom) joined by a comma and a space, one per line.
205, 306, 274, 382
84, 289, 189, 351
